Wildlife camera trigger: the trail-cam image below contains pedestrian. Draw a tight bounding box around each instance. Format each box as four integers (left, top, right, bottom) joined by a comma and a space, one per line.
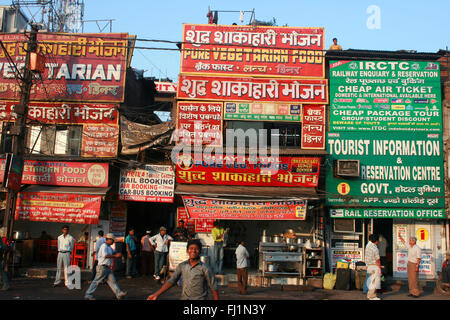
329, 37, 343, 51
150, 227, 173, 280
398, 234, 422, 297
140, 230, 154, 276
377, 234, 388, 291
211, 221, 226, 274
84, 233, 127, 300
0, 235, 10, 291
125, 228, 138, 279
53, 225, 74, 288
146, 239, 219, 300
441, 251, 450, 287
89, 230, 106, 283
364, 234, 382, 300
235, 240, 249, 295
172, 220, 190, 241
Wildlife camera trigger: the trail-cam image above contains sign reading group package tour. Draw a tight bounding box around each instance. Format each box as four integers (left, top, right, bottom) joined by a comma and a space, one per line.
326, 131, 444, 208
329, 60, 441, 132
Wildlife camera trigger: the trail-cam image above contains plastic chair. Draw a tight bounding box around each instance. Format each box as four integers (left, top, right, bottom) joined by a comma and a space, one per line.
72, 243, 87, 269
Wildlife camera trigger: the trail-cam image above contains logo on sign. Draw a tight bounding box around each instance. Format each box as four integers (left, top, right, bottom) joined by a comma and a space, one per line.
416, 228, 429, 242
337, 183, 350, 195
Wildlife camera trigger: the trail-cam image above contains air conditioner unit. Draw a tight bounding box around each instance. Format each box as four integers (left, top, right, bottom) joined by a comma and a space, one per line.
336, 160, 360, 177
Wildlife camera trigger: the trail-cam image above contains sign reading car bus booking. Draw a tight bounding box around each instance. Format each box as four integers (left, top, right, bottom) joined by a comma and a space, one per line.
181, 24, 325, 78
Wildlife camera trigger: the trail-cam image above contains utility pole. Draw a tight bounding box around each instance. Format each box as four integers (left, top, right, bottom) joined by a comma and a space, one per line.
2, 24, 39, 272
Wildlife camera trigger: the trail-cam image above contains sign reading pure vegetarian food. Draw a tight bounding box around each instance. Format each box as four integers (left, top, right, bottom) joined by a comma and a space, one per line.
329, 60, 441, 132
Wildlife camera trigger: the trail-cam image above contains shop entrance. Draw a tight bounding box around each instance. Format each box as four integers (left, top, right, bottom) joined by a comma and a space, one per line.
373, 219, 393, 276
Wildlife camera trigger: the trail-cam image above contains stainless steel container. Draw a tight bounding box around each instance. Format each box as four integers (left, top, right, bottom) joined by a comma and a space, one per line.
272, 235, 282, 243
285, 237, 295, 244
261, 236, 272, 243
12, 231, 28, 240
296, 238, 303, 245
200, 255, 210, 265
267, 263, 277, 272
288, 245, 297, 252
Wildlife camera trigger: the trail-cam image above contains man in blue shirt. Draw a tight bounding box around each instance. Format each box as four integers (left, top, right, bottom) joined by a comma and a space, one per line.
125, 228, 138, 279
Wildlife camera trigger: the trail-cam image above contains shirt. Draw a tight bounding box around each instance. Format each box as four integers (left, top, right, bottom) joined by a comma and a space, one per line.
378, 236, 388, 256
141, 235, 152, 252
125, 235, 137, 252
211, 227, 225, 242
97, 243, 115, 267
364, 241, 380, 265
150, 233, 173, 253
168, 260, 217, 300
57, 234, 74, 252
94, 237, 106, 255
329, 44, 342, 51
173, 227, 189, 241
235, 244, 249, 268
408, 244, 422, 263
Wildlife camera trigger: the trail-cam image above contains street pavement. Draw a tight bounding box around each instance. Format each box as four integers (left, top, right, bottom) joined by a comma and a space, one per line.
0, 275, 449, 300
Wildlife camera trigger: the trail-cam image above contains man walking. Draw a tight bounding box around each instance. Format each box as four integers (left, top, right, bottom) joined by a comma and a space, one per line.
0, 235, 10, 291
140, 230, 154, 276
84, 233, 127, 300
235, 240, 249, 295
211, 221, 225, 274
89, 230, 106, 283
147, 239, 219, 300
364, 234, 382, 300
125, 228, 138, 279
53, 225, 74, 288
150, 227, 173, 280
399, 234, 422, 297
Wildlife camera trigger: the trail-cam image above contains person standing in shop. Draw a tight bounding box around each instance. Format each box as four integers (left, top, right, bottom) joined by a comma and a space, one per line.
399, 234, 422, 298
53, 225, 74, 288
150, 227, 173, 280
364, 234, 382, 300
125, 228, 138, 279
235, 240, 249, 295
211, 221, 226, 275
140, 230, 154, 276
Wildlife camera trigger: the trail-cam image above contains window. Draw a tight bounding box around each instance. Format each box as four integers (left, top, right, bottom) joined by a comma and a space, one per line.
27, 125, 82, 156
333, 219, 363, 233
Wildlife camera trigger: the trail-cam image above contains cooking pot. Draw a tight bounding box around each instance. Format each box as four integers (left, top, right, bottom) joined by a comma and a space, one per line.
200, 255, 210, 265
267, 264, 277, 272
13, 231, 28, 240
261, 236, 272, 243
272, 235, 282, 243
285, 229, 295, 235
288, 245, 297, 252
285, 237, 295, 244
296, 238, 303, 245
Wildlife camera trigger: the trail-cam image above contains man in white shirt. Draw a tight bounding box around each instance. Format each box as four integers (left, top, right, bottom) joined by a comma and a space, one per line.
235, 240, 249, 295
150, 226, 173, 280
53, 225, 74, 288
364, 234, 382, 300
84, 233, 127, 300
399, 234, 422, 297
89, 230, 106, 283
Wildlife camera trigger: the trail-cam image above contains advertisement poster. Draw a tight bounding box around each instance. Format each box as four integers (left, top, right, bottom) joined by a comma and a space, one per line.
0, 33, 129, 102
395, 224, 408, 250
182, 196, 307, 220
15, 192, 102, 224
224, 102, 301, 121
176, 101, 223, 146
329, 60, 442, 132
110, 202, 127, 242
331, 249, 363, 269
81, 124, 119, 157
396, 251, 433, 276
326, 131, 444, 208
168, 241, 189, 271
176, 154, 321, 188
181, 24, 325, 78
396, 251, 408, 273
0, 160, 109, 187
301, 105, 325, 149
178, 74, 328, 104
119, 165, 175, 203
195, 219, 215, 233
330, 208, 445, 219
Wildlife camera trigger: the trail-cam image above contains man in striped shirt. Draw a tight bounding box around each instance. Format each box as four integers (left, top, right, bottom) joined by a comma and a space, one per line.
364, 234, 382, 300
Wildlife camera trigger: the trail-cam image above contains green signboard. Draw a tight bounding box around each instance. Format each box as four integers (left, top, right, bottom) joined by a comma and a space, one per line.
329, 60, 442, 132
330, 208, 445, 219
224, 102, 301, 121
325, 131, 444, 208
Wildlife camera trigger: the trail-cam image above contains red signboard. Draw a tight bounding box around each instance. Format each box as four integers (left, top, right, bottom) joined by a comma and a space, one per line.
15, 192, 102, 224
176, 207, 195, 234
178, 74, 328, 104
301, 105, 325, 149
176, 154, 321, 187
0, 160, 109, 187
155, 82, 177, 93
0, 101, 118, 124
183, 196, 307, 220
175, 101, 223, 146
81, 124, 119, 157
0, 33, 129, 102
181, 24, 325, 78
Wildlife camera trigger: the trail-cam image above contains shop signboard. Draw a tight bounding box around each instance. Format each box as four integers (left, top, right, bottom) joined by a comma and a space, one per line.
119, 165, 175, 203
175, 101, 223, 146
110, 202, 127, 242
182, 196, 307, 220
0, 160, 109, 187
331, 249, 363, 269
181, 24, 325, 78
176, 154, 321, 188
15, 192, 102, 224
301, 105, 325, 149
326, 131, 444, 208
330, 208, 445, 219
194, 219, 215, 233
176, 207, 195, 235
0, 33, 129, 102
168, 241, 189, 271
224, 102, 301, 121
329, 60, 442, 132
155, 81, 177, 93
81, 124, 119, 158
178, 74, 328, 104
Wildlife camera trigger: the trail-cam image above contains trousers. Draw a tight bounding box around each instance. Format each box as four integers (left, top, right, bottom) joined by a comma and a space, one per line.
85, 265, 123, 299
54, 252, 71, 285
213, 242, 224, 274
0, 258, 10, 290
407, 262, 420, 296
154, 251, 167, 277
237, 267, 248, 294
126, 251, 137, 276
141, 251, 154, 276
366, 265, 381, 299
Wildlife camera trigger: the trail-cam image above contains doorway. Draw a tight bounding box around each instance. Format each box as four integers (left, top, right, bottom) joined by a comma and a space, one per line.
373, 219, 393, 276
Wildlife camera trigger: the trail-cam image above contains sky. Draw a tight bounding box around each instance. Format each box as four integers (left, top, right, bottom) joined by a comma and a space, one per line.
5, 0, 450, 82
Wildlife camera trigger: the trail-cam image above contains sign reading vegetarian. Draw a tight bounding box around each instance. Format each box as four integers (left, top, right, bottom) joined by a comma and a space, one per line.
0, 33, 129, 102
181, 24, 325, 78
326, 131, 444, 208
329, 60, 442, 131
119, 165, 174, 203
183, 196, 307, 220
176, 154, 321, 187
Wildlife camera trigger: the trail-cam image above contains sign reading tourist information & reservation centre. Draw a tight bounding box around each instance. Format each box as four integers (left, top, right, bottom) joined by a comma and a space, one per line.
329, 60, 441, 132
325, 131, 444, 208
